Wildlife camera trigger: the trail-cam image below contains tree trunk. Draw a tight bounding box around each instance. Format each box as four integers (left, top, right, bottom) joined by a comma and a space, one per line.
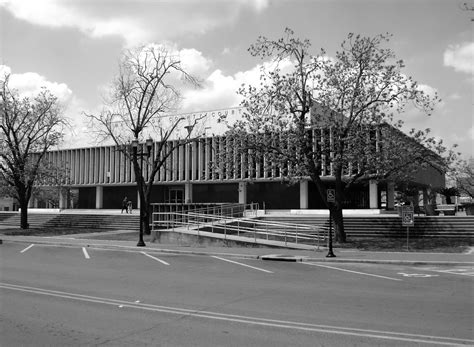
309, 173, 347, 243
332, 206, 345, 243
20, 200, 29, 229
143, 207, 151, 235
144, 188, 160, 243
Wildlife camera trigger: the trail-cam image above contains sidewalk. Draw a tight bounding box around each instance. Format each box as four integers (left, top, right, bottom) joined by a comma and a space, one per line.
1, 232, 473, 266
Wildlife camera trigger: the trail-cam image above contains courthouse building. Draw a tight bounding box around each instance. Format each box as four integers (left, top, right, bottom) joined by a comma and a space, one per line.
28, 107, 445, 212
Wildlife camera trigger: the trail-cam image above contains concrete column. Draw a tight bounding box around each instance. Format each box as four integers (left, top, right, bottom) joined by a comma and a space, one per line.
238, 182, 247, 204
300, 180, 309, 209
28, 198, 38, 208
422, 187, 429, 206
95, 186, 103, 209
185, 182, 193, 203
387, 181, 395, 210
59, 189, 67, 209
369, 180, 378, 209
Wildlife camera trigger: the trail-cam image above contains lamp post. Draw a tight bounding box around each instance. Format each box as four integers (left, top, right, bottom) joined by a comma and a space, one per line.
131, 138, 154, 247
326, 207, 336, 257
326, 189, 336, 258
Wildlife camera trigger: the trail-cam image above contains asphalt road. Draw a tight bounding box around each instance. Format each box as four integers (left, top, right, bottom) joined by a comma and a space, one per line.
1, 242, 473, 346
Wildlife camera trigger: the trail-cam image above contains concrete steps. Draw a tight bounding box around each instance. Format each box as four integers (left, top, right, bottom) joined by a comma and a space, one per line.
0, 212, 139, 231
258, 215, 474, 238
2, 211, 472, 240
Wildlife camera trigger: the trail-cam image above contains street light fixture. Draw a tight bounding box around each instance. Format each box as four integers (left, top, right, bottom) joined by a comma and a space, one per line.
184, 125, 194, 137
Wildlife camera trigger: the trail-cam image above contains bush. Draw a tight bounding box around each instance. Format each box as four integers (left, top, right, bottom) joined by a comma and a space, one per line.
462, 203, 474, 215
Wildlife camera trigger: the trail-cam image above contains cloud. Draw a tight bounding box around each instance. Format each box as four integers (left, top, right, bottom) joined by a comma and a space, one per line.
180, 58, 295, 112
0, 65, 92, 148
222, 47, 231, 55
1, 65, 73, 103
0, 0, 268, 46
179, 48, 213, 76
447, 93, 462, 100
239, 0, 269, 12
443, 42, 474, 75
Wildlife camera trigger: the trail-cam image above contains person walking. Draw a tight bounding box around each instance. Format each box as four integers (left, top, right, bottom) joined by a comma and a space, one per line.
121, 196, 128, 213
127, 200, 133, 214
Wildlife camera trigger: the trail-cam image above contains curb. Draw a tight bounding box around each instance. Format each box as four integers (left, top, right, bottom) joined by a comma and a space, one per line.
260, 254, 306, 262
301, 258, 474, 266
2, 237, 473, 266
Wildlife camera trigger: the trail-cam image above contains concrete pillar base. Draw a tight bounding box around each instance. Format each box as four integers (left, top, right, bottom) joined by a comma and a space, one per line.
369, 180, 378, 209
238, 182, 247, 204
300, 180, 308, 209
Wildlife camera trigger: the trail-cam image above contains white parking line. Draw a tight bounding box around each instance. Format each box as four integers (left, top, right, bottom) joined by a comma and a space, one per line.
20, 244, 34, 253
2, 282, 471, 346
212, 256, 273, 273
20, 243, 35, 253
304, 262, 402, 281
82, 247, 90, 259
423, 267, 474, 277
141, 252, 170, 265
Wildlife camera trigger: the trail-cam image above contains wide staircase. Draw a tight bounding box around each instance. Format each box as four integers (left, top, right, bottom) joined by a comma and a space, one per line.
2, 210, 473, 247
0, 211, 139, 231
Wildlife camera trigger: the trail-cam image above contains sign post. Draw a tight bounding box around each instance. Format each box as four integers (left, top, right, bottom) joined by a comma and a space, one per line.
326, 189, 336, 258
401, 206, 414, 251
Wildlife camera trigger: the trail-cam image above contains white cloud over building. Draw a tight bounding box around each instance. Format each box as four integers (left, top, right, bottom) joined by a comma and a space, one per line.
0, 0, 268, 46
1, 65, 73, 103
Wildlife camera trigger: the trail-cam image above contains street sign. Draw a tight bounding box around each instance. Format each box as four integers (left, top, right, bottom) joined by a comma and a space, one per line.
327, 189, 335, 203
401, 206, 414, 227
402, 211, 414, 226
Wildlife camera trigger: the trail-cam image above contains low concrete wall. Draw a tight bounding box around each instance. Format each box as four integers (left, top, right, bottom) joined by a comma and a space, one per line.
158, 231, 279, 248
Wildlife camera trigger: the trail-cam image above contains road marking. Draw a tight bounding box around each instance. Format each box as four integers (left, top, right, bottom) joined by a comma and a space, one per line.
1, 282, 471, 346
82, 247, 90, 259
212, 256, 273, 273
422, 267, 474, 277
398, 273, 439, 278
141, 252, 170, 265
20, 244, 34, 253
304, 262, 402, 281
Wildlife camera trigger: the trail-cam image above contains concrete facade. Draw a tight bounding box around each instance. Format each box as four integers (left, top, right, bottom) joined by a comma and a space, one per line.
30, 123, 444, 211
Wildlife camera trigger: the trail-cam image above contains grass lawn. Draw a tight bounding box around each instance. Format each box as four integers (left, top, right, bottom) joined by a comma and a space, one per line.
1, 227, 472, 253
334, 237, 473, 253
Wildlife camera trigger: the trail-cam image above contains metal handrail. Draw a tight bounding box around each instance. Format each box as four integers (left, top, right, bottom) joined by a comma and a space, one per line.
151, 208, 324, 247
185, 202, 257, 217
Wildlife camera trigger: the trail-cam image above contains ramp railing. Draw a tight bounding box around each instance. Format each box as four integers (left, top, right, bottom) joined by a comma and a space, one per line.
151, 203, 326, 248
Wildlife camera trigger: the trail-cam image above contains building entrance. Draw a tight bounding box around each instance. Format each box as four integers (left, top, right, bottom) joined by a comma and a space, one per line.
166, 188, 184, 203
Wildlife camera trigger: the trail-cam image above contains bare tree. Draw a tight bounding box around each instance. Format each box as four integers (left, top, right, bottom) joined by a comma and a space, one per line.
226, 29, 452, 242
0, 74, 66, 228
451, 159, 474, 199
88, 44, 201, 245
33, 160, 75, 209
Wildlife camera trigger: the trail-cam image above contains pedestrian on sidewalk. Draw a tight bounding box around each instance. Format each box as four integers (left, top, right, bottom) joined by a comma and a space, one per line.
121, 196, 128, 214
127, 200, 133, 214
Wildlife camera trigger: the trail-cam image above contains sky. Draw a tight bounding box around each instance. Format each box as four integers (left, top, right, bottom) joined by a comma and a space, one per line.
0, 0, 473, 159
